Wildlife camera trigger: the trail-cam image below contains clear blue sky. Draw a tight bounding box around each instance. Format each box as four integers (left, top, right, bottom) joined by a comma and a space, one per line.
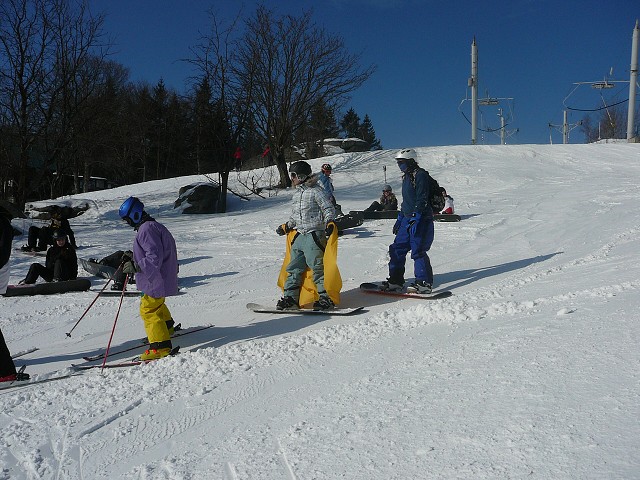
89, 0, 639, 147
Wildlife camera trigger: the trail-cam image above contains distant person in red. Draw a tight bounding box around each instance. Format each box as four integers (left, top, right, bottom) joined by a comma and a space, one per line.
261, 145, 272, 166
233, 146, 243, 171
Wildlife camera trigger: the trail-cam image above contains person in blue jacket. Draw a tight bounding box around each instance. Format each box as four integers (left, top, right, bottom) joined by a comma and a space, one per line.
382, 148, 435, 294
119, 197, 179, 361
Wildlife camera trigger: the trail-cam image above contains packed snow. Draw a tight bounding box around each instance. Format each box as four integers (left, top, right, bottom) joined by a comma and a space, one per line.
1, 143, 640, 479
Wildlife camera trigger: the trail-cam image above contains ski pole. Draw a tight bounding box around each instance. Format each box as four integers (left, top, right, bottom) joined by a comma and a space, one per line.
100, 274, 129, 371
65, 263, 123, 337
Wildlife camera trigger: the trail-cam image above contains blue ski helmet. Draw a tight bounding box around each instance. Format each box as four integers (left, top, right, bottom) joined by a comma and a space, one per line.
119, 196, 144, 226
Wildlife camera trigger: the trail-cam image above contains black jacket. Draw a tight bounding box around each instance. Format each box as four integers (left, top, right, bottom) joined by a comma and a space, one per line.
0, 215, 12, 268
45, 242, 78, 278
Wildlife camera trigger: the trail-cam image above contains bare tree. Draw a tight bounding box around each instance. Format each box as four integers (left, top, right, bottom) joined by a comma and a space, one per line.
187, 9, 253, 212
236, 6, 375, 187
581, 103, 629, 143
0, 0, 106, 204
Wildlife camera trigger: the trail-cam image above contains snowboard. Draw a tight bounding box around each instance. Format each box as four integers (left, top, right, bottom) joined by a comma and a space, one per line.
434, 214, 461, 222
3, 278, 92, 297
356, 209, 399, 220
79, 257, 117, 279
247, 302, 364, 316
334, 211, 364, 231
15, 248, 47, 257
359, 282, 452, 300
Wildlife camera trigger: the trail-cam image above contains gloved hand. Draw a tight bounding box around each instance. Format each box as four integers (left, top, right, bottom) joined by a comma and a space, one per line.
276, 223, 292, 236
121, 250, 133, 262
407, 212, 422, 236
122, 260, 139, 274
392, 213, 404, 235
325, 222, 334, 237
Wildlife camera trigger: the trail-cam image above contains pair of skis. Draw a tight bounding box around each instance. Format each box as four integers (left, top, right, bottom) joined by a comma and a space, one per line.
1, 325, 216, 390
71, 346, 182, 370
74, 324, 214, 366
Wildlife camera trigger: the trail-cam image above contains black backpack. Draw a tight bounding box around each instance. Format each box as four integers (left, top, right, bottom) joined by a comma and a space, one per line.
428, 174, 445, 212
408, 169, 445, 212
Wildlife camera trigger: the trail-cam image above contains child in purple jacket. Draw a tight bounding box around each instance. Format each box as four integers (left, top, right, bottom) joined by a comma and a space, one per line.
119, 197, 179, 361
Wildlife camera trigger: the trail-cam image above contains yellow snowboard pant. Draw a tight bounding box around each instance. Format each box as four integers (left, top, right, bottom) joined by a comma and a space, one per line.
139, 294, 172, 344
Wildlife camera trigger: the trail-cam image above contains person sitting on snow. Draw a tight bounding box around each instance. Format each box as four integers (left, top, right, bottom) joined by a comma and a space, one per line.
22, 205, 77, 252
439, 187, 455, 215
20, 229, 78, 284
364, 184, 398, 212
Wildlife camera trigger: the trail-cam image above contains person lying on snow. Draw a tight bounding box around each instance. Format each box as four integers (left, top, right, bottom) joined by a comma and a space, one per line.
88, 250, 136, 291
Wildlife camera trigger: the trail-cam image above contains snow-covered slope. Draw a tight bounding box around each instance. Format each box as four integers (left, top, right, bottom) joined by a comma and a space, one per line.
1, 144, 639, 479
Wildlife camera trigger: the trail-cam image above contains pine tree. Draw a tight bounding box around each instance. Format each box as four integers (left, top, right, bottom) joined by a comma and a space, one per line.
359, 114, 382, 150
340, 108, 361, 138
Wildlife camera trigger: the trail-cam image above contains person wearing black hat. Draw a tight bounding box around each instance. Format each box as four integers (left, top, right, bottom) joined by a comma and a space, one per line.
20, 229, 78, 284
0, 203, 30, 383
275, 161, 337, 310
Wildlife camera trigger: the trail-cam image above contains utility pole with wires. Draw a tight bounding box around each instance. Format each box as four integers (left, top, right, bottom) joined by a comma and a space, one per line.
562, 21, 639, 142
627, 19, 639, 141
497, 108, 519, 144
549, 110, 582, 144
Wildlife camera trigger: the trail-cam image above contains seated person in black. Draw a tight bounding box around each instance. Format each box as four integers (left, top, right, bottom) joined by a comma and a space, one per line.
23, 205, 77, 252
21, 229, 78, 284
364, 184, 399, 212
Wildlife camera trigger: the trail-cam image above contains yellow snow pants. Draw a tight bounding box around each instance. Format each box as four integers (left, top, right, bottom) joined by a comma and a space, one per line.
139, 294, 172, 344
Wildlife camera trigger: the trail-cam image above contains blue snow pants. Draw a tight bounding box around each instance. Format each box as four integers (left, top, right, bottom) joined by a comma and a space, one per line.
283, 231, 327, 300
388, 215, 434, 284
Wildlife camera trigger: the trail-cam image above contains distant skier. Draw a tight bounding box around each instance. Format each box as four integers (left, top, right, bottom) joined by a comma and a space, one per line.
119, 197, 179, 360
382, 148, 435, 294
20, 229, 78, 284
364, 184, 398, 212
275, 161, 337, 310
233, 146, 243, 171
0, 203, 29, 382
316, 163, 343, 216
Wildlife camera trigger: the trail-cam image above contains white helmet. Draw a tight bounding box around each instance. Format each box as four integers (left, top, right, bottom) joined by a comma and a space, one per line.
395, 148, 417, 161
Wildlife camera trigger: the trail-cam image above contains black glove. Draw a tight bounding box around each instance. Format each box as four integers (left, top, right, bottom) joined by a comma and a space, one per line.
392, 213, 404, 235
122, 260, 139, 274
325, 223, 334, 237
276, 224, 291, 236
121, 250, 133, 262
